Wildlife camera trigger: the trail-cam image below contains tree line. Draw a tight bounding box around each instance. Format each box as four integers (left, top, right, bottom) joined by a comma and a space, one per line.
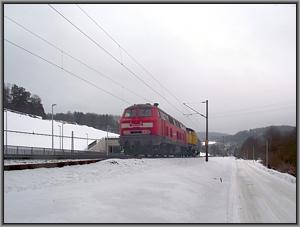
47, 112, 120, 134
236, 126, 296, 176
4, 83, 120, 133
4, 84, 46, 118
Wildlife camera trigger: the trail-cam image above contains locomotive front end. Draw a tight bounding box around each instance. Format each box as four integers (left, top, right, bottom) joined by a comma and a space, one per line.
119, 104, 161, 155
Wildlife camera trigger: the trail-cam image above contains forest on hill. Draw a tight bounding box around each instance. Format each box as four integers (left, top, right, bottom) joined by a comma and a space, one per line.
4, 83, 120, 133
236, 126, 296, 176
203, 125, 296, 176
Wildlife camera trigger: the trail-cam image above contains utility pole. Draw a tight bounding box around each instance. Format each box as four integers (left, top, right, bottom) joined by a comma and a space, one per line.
51, 104, 56, 150
252, 144, 254, 162
71, 131, 74, 153
62, 122, 64, 150
205, 100, 208, 161
86, 133, 89, 149
223, 136, 225, 156
266, 140, 269, 168
5, 109, 8, 153
106, 125, 109, 155
58, 125, 61, 150
183, 100, 208, 161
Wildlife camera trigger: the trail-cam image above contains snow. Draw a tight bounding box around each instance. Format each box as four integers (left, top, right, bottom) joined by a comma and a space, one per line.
4, 157, 296, 223
235, 159, 296, 222
4, 110, 119, 150
201, 141, 216, 145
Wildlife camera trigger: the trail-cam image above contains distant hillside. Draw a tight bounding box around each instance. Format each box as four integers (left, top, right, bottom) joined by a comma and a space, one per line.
47, 112, 121, 134
223, 125, 296, 145
236, 126, 296, 176
197, 132, 230, 141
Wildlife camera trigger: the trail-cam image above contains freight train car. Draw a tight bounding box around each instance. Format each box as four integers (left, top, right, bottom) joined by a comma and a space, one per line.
119, 103, 200, 157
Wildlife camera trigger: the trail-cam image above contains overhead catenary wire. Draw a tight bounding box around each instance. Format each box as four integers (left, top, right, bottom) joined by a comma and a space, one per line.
76, 4, 202, 130
4, 16, 152, 104
48, 4, 188, 120
78, 5, 208, 132
6, 9, 199, 130
5, 38, 131, 105
76, 4, 193, 115
5, 13, 198, 129
76, 5, 182, 103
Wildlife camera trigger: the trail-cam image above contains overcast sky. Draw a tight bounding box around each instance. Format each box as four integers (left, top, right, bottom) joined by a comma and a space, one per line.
4, 4, 296, 134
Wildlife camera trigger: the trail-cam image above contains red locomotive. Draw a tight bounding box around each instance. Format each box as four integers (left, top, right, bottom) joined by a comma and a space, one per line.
119, 103, 200, 156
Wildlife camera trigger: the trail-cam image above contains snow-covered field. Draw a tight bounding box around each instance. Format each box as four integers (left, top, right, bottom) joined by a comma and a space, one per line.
4, 157, 296, 223
4, 110, 119, 150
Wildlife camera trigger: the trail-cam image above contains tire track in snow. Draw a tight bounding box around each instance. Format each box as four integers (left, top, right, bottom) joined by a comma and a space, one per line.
226, 159, 239, 223
236, 160, 296, 223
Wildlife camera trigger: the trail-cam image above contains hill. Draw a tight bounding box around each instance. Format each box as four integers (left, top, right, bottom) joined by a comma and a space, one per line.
197, 132, 230, 141
236, 126, 296, 176
223, 125, 295, 145
4, 110, 119, 150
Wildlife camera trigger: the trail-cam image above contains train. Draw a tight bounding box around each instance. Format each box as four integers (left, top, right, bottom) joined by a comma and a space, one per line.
119, 103, 201, 157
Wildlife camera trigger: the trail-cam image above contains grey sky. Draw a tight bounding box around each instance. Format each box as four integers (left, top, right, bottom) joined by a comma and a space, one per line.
4, 4, 296, 134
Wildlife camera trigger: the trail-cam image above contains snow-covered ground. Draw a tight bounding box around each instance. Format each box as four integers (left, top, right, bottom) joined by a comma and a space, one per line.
4, 110, 119, 150
4, 157, 296, 223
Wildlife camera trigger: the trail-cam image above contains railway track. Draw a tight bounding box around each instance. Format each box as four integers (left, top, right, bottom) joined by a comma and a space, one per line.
4, 159, 103, 171
4, 154, 207, 171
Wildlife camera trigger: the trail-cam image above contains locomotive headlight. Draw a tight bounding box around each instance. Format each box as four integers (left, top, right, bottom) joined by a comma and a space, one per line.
142, 122, 153, 128
121, 123, 130, 128
123, 130, 131, 135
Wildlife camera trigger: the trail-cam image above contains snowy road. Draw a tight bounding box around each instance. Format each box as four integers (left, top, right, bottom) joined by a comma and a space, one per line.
235, 160, 296, 223
4, 157, 296, 223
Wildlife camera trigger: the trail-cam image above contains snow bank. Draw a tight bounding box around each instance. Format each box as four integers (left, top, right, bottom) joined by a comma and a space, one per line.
4, 157, 296, 223
248, 160, 296, 184
4, 157, 239, 223
4, 110, 119, 150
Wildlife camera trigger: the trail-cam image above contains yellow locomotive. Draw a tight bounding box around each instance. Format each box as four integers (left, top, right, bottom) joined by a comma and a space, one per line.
186, 128, 200, 156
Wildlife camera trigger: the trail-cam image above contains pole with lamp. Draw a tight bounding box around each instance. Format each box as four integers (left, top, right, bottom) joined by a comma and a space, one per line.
106, 126, 109, 155
62, 122, 64, 150
58, 125, 61, 150
51, 104, 57, 151
5, 109, 8, 153
183, 100, 208, 162
86, 133, 89, 149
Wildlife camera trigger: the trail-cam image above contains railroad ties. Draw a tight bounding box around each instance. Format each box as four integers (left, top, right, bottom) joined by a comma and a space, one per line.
4, 153, 206, 171
4, 159, 102, 171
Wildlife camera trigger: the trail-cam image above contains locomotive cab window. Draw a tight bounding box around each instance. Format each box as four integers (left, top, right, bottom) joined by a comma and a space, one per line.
124, 109, 136, 117
139, 108, 152, 117
124, 108, 152, 117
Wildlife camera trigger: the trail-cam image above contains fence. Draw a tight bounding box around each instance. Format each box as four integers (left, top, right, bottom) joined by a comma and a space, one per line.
3, 109, 119, 152
3, 145, 112, 159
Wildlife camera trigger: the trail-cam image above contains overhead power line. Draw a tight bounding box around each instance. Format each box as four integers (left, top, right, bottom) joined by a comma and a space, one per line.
76, 4, 184, 106
76, 4, 197, 126
5, 39, 131, 105
5, 8, 198, 129
4, 16, 151, 104
5, 15, 196, 128
76, 4, 202, 129
48, 4, 187, 118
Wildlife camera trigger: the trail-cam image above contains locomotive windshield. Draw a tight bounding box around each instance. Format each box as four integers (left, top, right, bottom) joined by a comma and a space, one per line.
124, 108, 152, 117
